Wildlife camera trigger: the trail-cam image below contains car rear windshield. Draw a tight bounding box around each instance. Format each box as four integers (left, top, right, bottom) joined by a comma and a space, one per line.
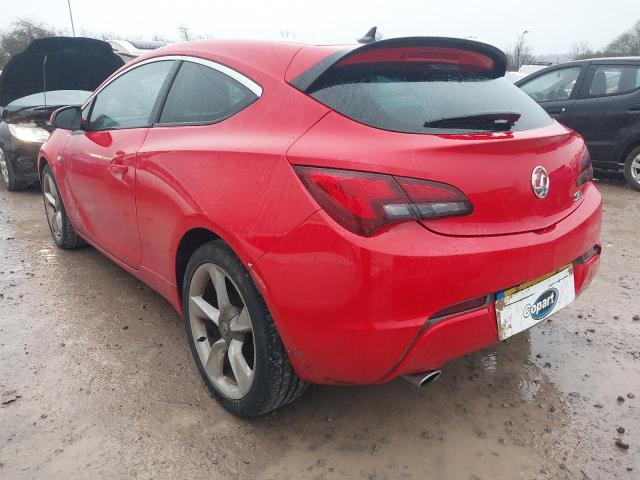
308, 64, 553, 134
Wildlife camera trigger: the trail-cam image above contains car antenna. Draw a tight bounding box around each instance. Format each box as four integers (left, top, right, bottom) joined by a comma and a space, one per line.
42, 53, 48, 117
358, 26, 378, 44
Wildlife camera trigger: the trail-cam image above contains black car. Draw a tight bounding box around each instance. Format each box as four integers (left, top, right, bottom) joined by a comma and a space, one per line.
516, 57, 640, 190
0, 37, 123, 190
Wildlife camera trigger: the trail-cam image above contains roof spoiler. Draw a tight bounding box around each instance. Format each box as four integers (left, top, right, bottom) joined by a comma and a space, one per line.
290, 36, 508, 93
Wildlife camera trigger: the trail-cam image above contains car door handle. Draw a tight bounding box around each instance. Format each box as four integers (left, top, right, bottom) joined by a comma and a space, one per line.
109, 163, 128, 173
546, 107, 567, 114
629, 104, 640, 112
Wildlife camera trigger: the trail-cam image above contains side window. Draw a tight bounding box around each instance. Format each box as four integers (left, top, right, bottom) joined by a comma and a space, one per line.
158, 61, 258, 125
89, 61, 174, 131
520, 67, 582, 103
587, 66, 640, 97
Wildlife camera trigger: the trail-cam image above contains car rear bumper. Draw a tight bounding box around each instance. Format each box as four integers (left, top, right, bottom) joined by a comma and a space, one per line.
385, 246, 600, 380
253, 182, 602, 385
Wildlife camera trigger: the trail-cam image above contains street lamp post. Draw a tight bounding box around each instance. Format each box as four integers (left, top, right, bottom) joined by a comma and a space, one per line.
67, 0, 76, 37
517, 29, 530, 70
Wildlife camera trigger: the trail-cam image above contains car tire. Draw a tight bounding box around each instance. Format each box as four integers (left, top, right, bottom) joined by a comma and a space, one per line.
183, 240, 308, 417
41, 164, 85, 249
0, 149, 28, 191
623, 146, 640, 192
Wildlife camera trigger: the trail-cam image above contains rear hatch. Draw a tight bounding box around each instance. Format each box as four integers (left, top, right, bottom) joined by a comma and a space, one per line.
287, 37, 587, 237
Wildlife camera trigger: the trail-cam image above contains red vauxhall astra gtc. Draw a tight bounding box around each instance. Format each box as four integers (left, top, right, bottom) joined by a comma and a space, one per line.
39, 37, 602, 417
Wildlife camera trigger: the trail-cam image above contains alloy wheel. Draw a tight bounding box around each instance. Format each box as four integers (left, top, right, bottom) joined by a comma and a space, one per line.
42, 172, 63, 240
631, 154, 640, 182
188, 262, 256, 400
0, 149, 9, 185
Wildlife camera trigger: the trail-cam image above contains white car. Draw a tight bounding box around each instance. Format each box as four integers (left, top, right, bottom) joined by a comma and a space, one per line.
108, 40, 166, 62
518, 64, 549, 76
505, 71, 526, 83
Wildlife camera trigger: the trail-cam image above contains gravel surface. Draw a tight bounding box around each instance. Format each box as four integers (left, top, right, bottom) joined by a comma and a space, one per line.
0, 178, 638, 479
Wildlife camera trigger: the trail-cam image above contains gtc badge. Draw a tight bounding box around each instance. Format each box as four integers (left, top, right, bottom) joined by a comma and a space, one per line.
531, 166, 550, 199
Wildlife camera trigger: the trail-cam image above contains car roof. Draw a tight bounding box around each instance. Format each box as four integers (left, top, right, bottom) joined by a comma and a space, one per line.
103, 37, 513, 90
589, 56, 640, 63
542, 57, 640, 69
128, 39, 347, 84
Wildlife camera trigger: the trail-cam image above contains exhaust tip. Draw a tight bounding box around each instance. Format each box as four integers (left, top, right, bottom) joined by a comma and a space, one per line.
403, 369, 442, 388
418, 370, 442, 387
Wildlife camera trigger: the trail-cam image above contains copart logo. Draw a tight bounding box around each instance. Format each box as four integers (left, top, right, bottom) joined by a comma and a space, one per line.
524, 288, 559, 320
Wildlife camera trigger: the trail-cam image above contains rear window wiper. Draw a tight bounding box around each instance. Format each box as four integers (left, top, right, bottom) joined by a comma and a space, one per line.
423, 111, 522, 131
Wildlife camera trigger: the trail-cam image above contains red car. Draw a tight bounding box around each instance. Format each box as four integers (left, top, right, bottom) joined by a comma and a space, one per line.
39, 37, 602, 417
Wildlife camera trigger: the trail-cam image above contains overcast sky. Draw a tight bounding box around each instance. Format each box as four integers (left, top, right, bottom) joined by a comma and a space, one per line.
1, 0, 639, 54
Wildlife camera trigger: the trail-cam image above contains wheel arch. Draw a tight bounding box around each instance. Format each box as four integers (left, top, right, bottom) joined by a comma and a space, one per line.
175, 227, 222, 301
619, 137, 640, 165
38, 155, 50, 177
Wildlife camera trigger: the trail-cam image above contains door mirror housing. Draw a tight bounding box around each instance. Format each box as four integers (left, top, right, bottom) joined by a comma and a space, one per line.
50, 105, 82, 130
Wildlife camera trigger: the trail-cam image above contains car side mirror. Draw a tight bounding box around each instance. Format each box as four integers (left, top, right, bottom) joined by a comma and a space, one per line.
50, 105, 82, 130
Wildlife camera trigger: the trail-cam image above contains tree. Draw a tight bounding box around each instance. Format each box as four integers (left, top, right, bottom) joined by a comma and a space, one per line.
177, 25, 191, 41
605, 20, 640, 56
570, 41, 596, 60
151, 34, 172, 43
0, 18, 57, 68
79, 28, 117, 41
505, 31, 536, 71
176, 25, 214, 42
279, 29, 296, 40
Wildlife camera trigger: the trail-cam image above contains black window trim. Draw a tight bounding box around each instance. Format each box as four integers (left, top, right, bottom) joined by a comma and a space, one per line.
577, 63, 640, 100
151, 58, 261, 128
148, 60, 182, 124
85, 59, 178, 132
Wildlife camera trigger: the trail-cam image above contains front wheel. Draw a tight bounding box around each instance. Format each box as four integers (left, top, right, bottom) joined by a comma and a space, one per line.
183, 240, 308, 417
624, 146, 640, 192
0, 148, 28, 191
41, 164, 85, 249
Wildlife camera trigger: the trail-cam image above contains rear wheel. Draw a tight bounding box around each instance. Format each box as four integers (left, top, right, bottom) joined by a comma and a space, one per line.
624, 146, 640, 192
41, 164, 85, 249
183, 240, 307, 417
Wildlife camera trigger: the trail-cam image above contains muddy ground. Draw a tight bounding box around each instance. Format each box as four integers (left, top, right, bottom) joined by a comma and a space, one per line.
0, 177, 638, 480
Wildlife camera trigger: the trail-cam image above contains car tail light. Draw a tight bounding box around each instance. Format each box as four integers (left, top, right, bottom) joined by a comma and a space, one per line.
294, 166, 473, 236
394, 177, 473, 220
576, 149, 593, 186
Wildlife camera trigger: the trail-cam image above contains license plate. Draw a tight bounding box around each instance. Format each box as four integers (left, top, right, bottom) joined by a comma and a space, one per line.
495, 266, 575, 341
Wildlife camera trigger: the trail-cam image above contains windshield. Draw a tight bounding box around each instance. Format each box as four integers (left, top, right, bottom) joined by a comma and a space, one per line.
309, 65, 553, 134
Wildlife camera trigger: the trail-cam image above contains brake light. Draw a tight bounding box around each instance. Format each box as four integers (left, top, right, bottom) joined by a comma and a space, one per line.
295, 166, 473, 236
576, 149, 593, 186
334, 47, 496, 73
